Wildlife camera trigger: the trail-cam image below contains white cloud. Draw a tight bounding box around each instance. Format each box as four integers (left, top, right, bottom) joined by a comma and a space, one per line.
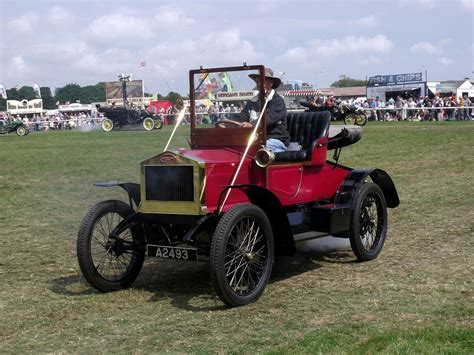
11, 56, 26, 71
153, 8, 195, 26
439, 56, 454, 65
8, 13, 38, 32
48, 6, 74, 27
276, 47, 308, 63
86, 12, 154, 42
354, 15, 379, 28
461, 0, 474, 11
410, 41, 440, 54
309, 35, 394, 56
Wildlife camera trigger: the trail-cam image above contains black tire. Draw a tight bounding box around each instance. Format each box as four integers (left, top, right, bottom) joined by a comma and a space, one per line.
355, 114, 367, 126
210, 204, 274, 307
77, 200, 145, 292
154, 118, 163, 130
344, 114, 356, 126
16, 125, 27, 136
349, 183, 388, 261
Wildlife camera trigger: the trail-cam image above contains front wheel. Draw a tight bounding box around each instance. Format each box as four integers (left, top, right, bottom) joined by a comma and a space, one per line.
210, 204, 274, 307
77, 200, 145, 292
344, 113, 356, 126
16, 125, 27, 136
143, 117, 155, 131
101, 118, 114, 132
355, 113, 367, 126
154, 118, 163, 130
349, 183, 388, 261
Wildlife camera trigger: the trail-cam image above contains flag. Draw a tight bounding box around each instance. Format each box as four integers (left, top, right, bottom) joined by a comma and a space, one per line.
33, 82, 41, 98
0, 83, 7, 99
218, 72, 234, 92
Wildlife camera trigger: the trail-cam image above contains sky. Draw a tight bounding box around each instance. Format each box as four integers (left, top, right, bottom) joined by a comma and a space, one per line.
1, 0, 473, 95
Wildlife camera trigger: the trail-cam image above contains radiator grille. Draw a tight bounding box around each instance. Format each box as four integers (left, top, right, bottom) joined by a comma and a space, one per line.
145, 165, 194, 201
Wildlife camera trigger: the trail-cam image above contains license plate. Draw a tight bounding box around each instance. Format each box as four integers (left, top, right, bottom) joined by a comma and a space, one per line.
147, 245, 198, 261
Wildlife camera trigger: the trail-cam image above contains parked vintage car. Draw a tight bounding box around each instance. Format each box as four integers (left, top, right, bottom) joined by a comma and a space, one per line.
77, 65, 399, 307
98, 105, 163, 132
0, 118, 29, 136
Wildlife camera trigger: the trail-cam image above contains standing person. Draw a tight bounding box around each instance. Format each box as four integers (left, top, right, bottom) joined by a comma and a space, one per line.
463, 95, 471, 120
237, 68, 289, 153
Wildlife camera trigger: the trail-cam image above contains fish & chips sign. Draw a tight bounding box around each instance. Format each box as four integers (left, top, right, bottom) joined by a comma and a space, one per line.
367, 73, 423, 87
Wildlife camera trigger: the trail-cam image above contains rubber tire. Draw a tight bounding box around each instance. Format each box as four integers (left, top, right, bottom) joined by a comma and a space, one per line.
210, 204, 274, 307
77, 200, 145, 292
355, 114, 367, 126
154, 119, 163, 130
102, 118, 114, 132
349, 183, 388, 261
344, 114, 356, 126
143, 117, 155, 131
16, 125, 27, 136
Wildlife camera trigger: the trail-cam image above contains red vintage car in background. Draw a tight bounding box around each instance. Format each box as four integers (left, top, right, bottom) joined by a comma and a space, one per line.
77, 65, 399, 307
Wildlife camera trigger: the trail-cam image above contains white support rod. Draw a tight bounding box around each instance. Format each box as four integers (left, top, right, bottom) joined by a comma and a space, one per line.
163, 105, 188, 152
218, 96, 271, 214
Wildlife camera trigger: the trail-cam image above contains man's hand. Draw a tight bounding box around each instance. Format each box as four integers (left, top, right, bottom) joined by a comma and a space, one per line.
239, 122, 252, 128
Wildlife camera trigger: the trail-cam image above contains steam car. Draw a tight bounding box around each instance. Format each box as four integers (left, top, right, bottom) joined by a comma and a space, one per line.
98, 105, 163, 132
77, 65, 399, 307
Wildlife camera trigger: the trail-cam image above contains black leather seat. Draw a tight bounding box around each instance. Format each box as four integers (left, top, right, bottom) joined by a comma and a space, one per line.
275, 111, 330, 162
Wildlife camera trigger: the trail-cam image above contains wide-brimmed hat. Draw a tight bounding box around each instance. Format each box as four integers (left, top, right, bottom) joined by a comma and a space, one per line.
248, 68, 282, 89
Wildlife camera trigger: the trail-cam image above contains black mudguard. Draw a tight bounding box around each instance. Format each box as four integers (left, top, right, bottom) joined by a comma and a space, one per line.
93, 181, 141, 210
335, 168, 399, 208
218, 185, 296, 256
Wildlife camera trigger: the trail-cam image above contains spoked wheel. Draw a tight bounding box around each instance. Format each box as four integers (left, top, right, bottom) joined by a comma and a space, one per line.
355, 113, 367, 126
344, 113, 356, 125
77, 200, 145, 291
16, 125, 27, 136
143, 117, 155, 131
349, 183, 388, 261
210, 204, 274, 307
101, 118, 114, 132
154, 118, 163, 130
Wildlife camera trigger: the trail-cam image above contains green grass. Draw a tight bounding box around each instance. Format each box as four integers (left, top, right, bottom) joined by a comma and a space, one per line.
0, 122, 473, 353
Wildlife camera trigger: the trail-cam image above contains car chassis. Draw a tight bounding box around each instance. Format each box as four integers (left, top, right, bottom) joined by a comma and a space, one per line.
77, 65, 399, 307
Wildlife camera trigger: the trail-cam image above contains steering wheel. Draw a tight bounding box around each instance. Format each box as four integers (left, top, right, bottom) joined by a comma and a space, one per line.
215, 118, 242, 128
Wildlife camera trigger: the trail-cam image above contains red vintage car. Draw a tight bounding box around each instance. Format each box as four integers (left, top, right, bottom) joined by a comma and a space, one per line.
77, 65, 399, 307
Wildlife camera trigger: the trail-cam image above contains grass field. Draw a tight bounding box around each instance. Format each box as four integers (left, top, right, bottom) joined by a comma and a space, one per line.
0, 122, 473, 353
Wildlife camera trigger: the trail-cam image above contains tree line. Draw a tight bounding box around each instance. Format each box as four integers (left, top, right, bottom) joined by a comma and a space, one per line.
0, 75, 365, 111
0, 83, 184, 111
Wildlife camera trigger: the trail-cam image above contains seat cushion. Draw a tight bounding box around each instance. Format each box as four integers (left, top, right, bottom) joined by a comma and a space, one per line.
274, 111, 330, 162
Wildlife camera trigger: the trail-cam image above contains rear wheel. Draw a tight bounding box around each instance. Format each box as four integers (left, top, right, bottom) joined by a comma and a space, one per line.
16, 125, 27, 136
210, 204, 274, 307
101, 118, 113, 132
349, 183, 388, 261
143, 117, 155, 131
77, 200, 145, 291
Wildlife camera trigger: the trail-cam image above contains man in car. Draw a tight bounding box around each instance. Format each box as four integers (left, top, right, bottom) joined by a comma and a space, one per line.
237, 68, 290, 153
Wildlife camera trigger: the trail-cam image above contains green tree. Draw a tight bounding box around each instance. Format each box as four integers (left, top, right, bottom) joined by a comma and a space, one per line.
330, 75, 367, 88
40, 87, 56, 109
55, 83, 82, 104
167, 91, 182, 105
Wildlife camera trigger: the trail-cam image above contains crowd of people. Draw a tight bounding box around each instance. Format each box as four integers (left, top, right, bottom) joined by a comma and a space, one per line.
323, 95, 473, 121
2, 111, 104, 131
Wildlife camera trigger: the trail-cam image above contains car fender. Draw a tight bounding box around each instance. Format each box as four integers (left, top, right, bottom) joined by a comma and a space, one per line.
220, 184, 296, 256
335, 168, 399, 208
93, 181, 141, 210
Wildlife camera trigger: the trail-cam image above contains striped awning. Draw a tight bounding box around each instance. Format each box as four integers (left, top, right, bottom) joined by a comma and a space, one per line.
279, 89, 333, 97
